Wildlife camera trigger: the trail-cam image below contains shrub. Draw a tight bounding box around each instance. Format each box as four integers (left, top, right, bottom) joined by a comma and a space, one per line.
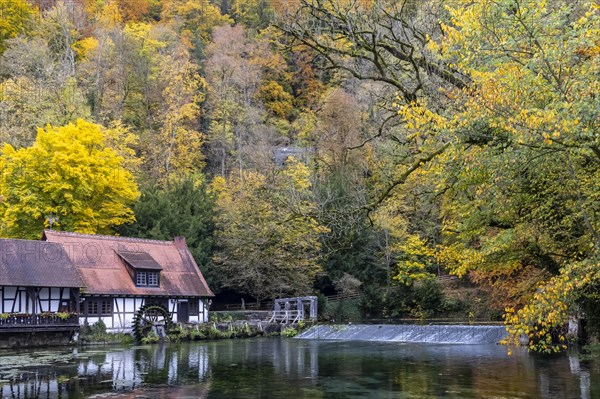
281, 326, 298, 337
442, 297, 468, 313
324, 299, 362, 322
384, 285, 414, 318
190, 327, 206, 340
414, 278, 444, 316
141, 331, 160, 344
90, 320, 107, 335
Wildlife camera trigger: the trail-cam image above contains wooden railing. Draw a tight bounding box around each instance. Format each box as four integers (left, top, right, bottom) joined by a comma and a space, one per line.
223, 301, 273, 311
0, 313, 79, 328
268, 310, 301, 324
325, 291, 365, 302
221, 292, 364, 312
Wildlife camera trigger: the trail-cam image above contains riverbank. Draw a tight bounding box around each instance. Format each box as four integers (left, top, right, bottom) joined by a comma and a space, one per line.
79, 319, 306, 345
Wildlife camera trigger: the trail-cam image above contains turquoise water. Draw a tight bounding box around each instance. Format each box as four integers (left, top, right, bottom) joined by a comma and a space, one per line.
0, 338, 598, 398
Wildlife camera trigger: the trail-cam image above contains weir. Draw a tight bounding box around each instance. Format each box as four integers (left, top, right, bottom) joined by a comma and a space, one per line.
296, 324, 508, 344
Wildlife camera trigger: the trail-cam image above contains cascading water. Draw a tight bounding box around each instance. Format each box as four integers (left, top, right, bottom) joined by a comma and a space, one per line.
153, 325, 167, 339
296, 324, 507, 344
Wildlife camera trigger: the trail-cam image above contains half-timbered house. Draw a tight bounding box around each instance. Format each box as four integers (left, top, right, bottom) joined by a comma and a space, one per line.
43, 230, 214, 333
0, 239, 82, 335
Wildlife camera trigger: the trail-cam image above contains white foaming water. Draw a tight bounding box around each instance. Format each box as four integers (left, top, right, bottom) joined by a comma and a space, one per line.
296, 324, 507, 344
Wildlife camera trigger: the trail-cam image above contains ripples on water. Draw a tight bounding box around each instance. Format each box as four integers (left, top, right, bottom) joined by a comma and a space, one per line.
0, 338, 598, 398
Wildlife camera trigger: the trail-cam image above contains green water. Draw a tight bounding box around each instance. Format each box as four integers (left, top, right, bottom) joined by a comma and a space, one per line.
0, 338, 598, 398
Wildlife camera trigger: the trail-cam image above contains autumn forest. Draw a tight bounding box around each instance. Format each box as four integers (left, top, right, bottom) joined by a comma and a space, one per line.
0, 0, 598, 352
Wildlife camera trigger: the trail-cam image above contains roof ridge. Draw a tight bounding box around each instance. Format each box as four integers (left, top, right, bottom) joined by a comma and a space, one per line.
0, 237, 62, 245
43, 230, 174, 245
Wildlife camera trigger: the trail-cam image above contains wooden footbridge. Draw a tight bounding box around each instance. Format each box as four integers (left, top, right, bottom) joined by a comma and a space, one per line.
268, 296, 318, 324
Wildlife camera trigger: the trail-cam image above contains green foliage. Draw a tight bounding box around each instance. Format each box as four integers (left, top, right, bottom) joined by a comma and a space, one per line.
80, 319, 132, 344
442, 297, 468, 314
212, 162, 327, 301
230, 0, 274, 30
503, 260, 599, 353
0, 0, 597, 353
315, 171, 384, 292
580, 343, 600, 361
55, 311, 71, 320
436, 0, 600, 350
189, 327, 206, 340
207, 323, 233, 339
168, 324, 191, 342
413, 279, 444, 316
362, 280, 450, 319
90, 320, 107, 336
119, 177, 216, 279
209, 312, 235, 323
141, 331, 160, 345
323, 299, 362, 323
280, 326, 299, 338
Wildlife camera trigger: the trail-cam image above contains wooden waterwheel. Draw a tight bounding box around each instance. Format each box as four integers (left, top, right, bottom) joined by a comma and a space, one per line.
132, 304, 173, 342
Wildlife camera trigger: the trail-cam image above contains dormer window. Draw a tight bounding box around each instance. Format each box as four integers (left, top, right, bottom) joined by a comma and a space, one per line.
136, 271, 159, 287
118, 250, 163, 288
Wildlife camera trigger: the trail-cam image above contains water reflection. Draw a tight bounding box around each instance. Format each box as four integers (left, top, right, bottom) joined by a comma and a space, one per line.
0, 338, 598, 398
1, 344, 211, 398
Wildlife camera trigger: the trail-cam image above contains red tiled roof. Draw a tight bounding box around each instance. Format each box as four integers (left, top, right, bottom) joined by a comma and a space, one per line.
43, 230, 214, 298
118, 251, 163, 270
0, 238, 83, 288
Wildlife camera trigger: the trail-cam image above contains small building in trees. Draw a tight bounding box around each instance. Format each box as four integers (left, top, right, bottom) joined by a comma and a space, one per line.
274, 147, 310, 167
43, 230, 214, 333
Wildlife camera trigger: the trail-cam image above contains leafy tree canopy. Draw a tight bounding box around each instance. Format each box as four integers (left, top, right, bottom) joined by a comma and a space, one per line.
0, 119, 139, 238
120, 177, 216, 276
212, 159, 328, 301
0, 0, 34, 54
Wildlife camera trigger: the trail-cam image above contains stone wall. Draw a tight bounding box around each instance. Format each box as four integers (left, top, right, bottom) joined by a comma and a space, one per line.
0, 331, 74, 349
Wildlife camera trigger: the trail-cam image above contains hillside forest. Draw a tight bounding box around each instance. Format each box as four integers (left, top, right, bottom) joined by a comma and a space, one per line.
0, 0, 598, 352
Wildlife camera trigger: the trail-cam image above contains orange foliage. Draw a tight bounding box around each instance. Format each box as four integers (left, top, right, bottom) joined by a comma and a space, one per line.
469, 266, 550, 313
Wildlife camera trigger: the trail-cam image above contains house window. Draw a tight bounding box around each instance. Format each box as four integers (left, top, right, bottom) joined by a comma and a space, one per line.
136, 272, 147, 286
101, 300, 112, 315
148, 272, 158, 286
189, 300, 199, 315
88, 301, 98, 315
136, 271, 159, 287
88, 300, 112, 316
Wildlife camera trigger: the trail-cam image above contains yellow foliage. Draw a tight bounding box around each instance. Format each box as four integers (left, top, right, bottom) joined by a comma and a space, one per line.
212, 169, 327, 300
0, 0, 35, 53
440, 0, 599, 150
282, 157, 311, 191
98, 1, 123, 27
503, 260, 599, 353
0, 119, 139, 238
73, 37, 99, 59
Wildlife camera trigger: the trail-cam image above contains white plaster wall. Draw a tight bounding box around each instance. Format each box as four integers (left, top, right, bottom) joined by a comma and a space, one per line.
81, 296, 210, 333
37, 288, 70, 312
2, 287, 17, 313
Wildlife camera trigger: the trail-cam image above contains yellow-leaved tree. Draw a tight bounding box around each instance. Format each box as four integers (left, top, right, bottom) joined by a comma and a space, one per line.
0, 0, 34, 54
430, 0, 600, 352
211, 158, 328, 302
0, 119, 140, 238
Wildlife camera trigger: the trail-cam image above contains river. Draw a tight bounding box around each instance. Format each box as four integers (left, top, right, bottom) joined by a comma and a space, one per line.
0, 337, 598, 398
